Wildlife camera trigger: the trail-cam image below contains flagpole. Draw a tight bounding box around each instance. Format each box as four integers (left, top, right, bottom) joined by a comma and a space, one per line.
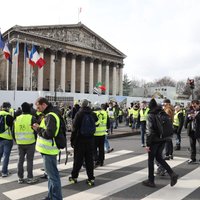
15, 37, 19, 91
23, 41, 26, 90
6, 31, 10, 90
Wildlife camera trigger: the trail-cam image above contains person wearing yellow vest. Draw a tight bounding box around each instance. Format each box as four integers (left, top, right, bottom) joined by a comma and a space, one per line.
14, 102, 38, 184
32, 97, 62, 200
0, 102, 14, 177
173, 105, 184, 150
131, 103, 140, 131
107, 102, 115, 134
93, 102, 108, 167
137, 101, 149, 147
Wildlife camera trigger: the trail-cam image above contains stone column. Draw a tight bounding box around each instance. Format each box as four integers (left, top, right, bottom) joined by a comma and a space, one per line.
89, 58, 94, 94
112, 64, 117, 96
116, 64, 119, 95
37, 49, 44, 91
97, 60, 102, 83
80, 56, 85, 93
50, 52, 55, 92
105, 61, 110, 95
60, 53, 66, 92
71, 54, 76, 93
119, 65, 123, 96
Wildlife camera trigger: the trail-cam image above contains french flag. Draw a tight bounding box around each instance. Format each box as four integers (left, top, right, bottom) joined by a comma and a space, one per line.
0, 31, 5, 50
29, 45, 46, 68
3, 41, 12, 63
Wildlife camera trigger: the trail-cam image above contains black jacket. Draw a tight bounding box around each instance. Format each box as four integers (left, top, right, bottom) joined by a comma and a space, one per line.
193, 110, 200, 138
146, 106, 168, 146
70, 106, 98, 147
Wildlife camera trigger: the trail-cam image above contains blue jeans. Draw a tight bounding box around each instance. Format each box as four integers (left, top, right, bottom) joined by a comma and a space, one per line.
140, 121, 146, 145
0, 139, 13, 175
43, 154, 62, 200
104, 135, 110, 151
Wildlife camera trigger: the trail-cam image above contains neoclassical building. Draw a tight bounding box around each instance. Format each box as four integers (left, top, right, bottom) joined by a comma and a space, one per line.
0, 23, 126, 97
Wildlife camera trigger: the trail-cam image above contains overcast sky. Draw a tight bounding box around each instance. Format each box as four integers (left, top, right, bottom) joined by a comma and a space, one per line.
1, 0, 200, 83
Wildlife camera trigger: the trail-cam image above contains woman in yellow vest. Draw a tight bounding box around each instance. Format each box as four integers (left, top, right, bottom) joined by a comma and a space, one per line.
32, 97, 62, 200
14, 102, 38, 184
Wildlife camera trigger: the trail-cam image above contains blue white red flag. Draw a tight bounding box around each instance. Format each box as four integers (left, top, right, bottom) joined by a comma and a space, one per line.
0, 31, 5, 50
3, 41, 12, 63
14, 41, 19, 55
29, 45, 46, 68
24, 43, 29, 58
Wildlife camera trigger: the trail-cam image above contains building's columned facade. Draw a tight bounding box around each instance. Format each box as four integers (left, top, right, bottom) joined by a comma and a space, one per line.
0, 23, 126, 96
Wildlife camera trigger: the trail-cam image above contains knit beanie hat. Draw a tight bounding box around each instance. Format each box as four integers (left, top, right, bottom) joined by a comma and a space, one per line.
149, 98, 157, 110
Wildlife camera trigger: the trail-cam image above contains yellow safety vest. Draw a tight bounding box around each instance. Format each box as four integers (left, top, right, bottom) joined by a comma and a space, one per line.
9, 108, 15, 117
173, 111, 182, 127
94, 110, 107, 136
107, 108, 114, 119
36, 112, 60, 155
140, 108, 149, 122
14, 114, 35, 145
0, 111, 12, 140
132, 109, 139, 119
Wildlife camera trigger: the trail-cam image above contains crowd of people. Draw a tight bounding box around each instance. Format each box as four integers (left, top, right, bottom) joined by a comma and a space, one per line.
0, 97, 200, 199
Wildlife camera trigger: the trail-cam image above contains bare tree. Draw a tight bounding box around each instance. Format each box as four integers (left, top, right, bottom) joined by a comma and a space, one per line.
176, 80, 186, 94
123, 74, 131, 96
154, 76, 176, 87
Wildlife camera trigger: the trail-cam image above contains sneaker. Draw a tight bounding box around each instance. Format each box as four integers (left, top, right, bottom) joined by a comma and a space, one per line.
107, 148, 114, 153
86, 179, 95, 186
68, 177, 77, 184
164, 156, 170, 160
40, 173, 48, 179
2, 173, 8, 178
170, 155, 174, 160
187, 159, 196, 164
142, 180, 156, 188
27, 178, 38, 184
18, 178, 24, 184
170, 173, 179, 187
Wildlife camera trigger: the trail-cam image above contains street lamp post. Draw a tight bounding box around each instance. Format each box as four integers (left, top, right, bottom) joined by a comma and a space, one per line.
54, 51, 58, 103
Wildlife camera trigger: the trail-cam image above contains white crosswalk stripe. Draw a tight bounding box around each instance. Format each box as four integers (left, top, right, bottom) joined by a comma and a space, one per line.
0, 148, 200, 200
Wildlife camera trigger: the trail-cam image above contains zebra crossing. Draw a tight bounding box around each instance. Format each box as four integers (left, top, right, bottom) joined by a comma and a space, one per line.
0, 144, 200, 200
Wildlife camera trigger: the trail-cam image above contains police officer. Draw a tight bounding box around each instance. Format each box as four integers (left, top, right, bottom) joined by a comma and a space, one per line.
14, 102, 38, 184
0, 102, 14, 177
32, 97, 62, 200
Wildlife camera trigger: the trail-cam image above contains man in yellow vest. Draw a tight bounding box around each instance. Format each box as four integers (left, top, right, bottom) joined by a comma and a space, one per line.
0, 102, 14, 177
14, 102, 38, 184
94, 102, 108, 167
138, 101, 149, 147
32, 97, 62, 200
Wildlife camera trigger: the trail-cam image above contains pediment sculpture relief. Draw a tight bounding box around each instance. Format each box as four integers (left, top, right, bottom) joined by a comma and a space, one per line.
26, 28, 116, 55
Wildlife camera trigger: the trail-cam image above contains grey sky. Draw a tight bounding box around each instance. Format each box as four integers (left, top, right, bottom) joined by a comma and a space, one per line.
1, 0, 200, 82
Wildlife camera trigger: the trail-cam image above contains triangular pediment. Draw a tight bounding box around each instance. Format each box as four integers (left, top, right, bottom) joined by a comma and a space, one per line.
14, 23, 125, 58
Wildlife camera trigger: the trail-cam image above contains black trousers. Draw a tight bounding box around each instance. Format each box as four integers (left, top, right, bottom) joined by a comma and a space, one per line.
148, 142, 173, 182
165, 139, 173, 156
94, 135, 105, 164
71, 138, 95, 180
189, 131, 200, 161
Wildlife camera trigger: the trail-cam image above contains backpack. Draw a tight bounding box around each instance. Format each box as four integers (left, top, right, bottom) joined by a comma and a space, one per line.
155, 110, 173, 139
80, 113, 96, 137
0, 115, 6, 133
54, 115, 67, 149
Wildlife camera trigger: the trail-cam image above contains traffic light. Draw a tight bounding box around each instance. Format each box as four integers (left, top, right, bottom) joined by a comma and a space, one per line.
189, 79, 195, 89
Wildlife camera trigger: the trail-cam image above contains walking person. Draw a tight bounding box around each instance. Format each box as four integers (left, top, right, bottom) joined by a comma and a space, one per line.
142, 98, 178, 188
173, 105, 184, 150
14, 102, 38, 184
0, 102, 14, 177
32, 97, 63, 200
137, 101, 149, 147
69, 99, 97, 186
185, 100, 200, 163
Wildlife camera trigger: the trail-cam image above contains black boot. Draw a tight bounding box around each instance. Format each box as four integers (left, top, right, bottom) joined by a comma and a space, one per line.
170, 172, 179, 187
174, 145, 181, 151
